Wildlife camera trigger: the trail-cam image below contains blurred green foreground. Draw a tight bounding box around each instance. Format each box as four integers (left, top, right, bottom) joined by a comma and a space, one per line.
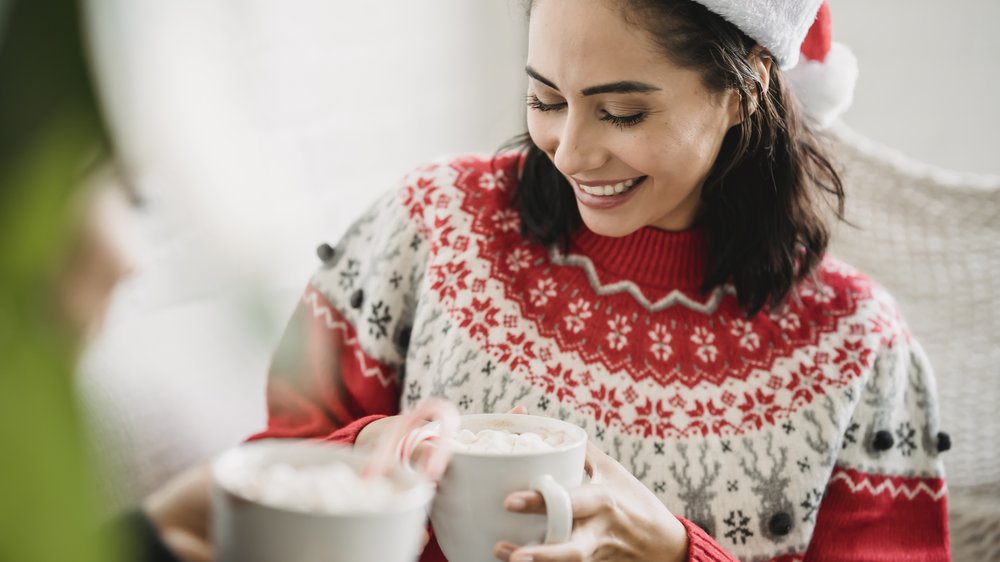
0, 0, 125, 559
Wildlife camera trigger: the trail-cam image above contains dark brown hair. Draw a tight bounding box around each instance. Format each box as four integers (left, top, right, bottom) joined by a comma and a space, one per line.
511, 0, 845, 316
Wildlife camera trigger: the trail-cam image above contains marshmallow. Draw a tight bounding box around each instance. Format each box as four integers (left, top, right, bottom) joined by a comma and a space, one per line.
451, 428, 571, 454
223, 461, 402, 514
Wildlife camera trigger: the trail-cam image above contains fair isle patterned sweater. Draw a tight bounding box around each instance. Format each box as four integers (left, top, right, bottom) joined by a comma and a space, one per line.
252, 153, 950, 561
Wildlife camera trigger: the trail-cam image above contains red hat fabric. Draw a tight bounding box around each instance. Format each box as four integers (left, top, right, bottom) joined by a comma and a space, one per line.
691, 0, 858, 128
785, 1, 858, 128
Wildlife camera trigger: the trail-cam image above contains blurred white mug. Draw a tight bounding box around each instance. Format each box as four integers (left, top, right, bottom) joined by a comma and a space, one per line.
211, 440, 433, 562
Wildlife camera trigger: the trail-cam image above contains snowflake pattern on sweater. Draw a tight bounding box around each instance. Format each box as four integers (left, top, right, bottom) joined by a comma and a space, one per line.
256, 153, 950, 561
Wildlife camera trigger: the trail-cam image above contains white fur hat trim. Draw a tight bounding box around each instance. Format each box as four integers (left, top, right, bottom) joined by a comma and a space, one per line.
689, 0, 824, 69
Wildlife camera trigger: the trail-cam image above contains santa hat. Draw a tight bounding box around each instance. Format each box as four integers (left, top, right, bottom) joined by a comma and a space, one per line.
690, 0, 858, 128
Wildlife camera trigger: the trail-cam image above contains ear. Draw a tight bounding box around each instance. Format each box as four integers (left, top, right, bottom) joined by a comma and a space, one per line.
726, 46, 774, 128
746, 46, 774, 117
749, 45, 773, 101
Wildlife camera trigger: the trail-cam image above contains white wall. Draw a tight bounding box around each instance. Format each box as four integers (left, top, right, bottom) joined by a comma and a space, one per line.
85, 0, 528, 302
835, 0, 1000, 175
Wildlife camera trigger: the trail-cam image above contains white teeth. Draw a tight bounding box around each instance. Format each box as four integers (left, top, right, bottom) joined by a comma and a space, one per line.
578, 177, 643, 197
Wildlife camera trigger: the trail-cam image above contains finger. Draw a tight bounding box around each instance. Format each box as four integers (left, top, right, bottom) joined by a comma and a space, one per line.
584, 453, 596, 481
504, 490, 544, 513
508, 530, 598, 562
362, 414, 424, 478
144, 463, 213, 539
494, 541, 518, 561
585, 441, 610, 474
586, 441, 625, 484
417, 439, 453, 482
160, 529, 213, 562
364, 398, 460, 479
505, 484, 614, 519
508, 404, 529, 415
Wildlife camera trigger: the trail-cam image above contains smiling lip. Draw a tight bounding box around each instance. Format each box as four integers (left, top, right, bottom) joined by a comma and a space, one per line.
571, 176, 648, 210
572, 177, 641, 187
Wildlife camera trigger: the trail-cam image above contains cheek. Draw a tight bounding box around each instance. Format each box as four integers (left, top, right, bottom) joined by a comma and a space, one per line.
689, 107, 732, 160
619, 131, 674, 175
648, 122, 724, 177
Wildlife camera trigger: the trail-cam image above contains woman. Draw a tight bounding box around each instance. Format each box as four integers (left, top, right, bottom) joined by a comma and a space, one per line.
247, 0, 951, 560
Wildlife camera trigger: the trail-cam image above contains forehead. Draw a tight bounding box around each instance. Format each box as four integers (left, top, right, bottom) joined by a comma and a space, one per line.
527, 0, 674, 88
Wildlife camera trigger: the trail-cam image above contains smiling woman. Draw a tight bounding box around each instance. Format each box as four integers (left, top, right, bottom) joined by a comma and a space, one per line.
522, 14, 731, 235
241, 1, 951, 562
516, 0, 843, 316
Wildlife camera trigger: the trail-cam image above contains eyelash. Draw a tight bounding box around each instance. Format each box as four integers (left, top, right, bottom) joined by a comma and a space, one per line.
526, 94, 564, 112
526, 95, 647, 129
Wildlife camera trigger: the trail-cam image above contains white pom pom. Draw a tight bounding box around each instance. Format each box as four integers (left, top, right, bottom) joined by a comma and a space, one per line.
785, 42, 859, 129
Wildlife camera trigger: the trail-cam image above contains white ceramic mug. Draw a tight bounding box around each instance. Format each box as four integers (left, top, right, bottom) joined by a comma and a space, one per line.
211, 439, 434, 562
429, 414, 588, 562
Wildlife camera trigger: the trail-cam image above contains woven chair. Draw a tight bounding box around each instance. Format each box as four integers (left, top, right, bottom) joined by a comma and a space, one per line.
826, 123, 1000, 561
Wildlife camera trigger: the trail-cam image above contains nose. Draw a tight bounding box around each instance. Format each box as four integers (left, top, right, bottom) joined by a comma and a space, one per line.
550, 110, 607, 176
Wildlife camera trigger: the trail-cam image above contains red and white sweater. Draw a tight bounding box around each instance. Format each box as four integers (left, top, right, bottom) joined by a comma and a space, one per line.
251, 153, 951, 561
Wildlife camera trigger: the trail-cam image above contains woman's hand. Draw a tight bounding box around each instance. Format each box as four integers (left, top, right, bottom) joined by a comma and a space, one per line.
356, 398, 461, 481
356, 403, 528, 479
354, 415, 402, 452
143, 463, 214, 562
494, 442, 689, 562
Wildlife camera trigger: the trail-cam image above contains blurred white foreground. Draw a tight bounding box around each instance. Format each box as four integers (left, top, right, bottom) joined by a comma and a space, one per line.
78, 0, 527, 509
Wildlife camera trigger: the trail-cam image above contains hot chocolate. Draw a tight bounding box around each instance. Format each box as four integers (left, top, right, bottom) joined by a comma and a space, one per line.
450, 428, 573, 454
221, 460, 401, 514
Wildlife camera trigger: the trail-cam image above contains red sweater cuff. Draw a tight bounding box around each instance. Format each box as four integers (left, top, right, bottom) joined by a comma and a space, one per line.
678, 517, 737, 562
245, 414, 387, 446
320, 414, 388, 445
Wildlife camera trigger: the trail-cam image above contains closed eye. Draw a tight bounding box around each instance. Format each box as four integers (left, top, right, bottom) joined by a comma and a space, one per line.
526, 94, 566, 112
601, 110, 646, 128
529, 94, 647, 128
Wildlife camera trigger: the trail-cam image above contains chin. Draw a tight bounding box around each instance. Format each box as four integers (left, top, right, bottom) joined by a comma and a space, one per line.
578, 210, 643, 238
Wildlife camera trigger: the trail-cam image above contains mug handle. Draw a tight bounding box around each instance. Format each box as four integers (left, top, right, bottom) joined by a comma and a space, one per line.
530, 474, 573, 544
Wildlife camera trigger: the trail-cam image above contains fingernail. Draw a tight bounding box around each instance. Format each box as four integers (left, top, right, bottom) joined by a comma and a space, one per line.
505, 496, 526, 511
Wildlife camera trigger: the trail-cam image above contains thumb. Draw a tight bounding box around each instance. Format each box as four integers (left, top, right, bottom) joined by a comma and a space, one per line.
584, 441, 616, 481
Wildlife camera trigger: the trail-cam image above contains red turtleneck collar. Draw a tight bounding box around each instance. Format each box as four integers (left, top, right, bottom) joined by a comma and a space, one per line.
569, 224, 710, 291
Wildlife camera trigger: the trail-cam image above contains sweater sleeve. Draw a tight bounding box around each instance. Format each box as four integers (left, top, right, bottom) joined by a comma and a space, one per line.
679, 517, 740, 562
803, 336, 951, 561
248, 184, 429, 445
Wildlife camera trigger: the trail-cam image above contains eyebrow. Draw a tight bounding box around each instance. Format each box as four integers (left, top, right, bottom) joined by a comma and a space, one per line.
525, 65, 661, 96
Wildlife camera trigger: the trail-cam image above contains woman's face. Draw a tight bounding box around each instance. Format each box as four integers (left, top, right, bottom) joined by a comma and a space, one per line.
526, 0, 740, 235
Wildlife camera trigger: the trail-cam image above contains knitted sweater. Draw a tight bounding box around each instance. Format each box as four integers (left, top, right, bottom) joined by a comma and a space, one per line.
252, 153, 950, 561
